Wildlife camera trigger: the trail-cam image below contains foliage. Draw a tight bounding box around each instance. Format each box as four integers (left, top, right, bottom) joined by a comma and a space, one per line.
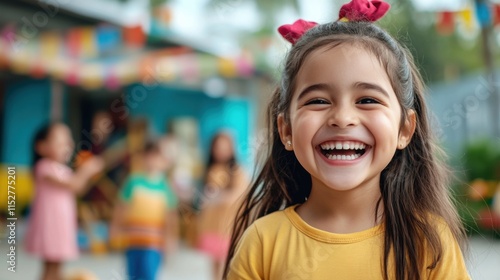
463, 139, 500, 181
455, 139, 500, 236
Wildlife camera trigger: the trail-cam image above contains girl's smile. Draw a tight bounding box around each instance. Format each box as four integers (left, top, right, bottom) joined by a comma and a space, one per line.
317, 139, 371, 165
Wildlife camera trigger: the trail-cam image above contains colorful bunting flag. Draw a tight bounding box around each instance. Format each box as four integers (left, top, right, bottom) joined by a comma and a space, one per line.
0, 19, 259, 90
123, 25, 146, 48
218, 57, 237, 78
475, 0, 492, 27
104, 67, 120, 91
494, 4, 500, 26
40, 32, 60, 58
80, 64, 104, 89
67, 28, 81, 57
179, 54, 199, 84
236, 51, 254, 77
457, 6, 477, 33
96, 25, 121, 54
80, 27, 98, 58
437, 12, 455, 35
65, 64, 79, 86
49, 58, 71, 80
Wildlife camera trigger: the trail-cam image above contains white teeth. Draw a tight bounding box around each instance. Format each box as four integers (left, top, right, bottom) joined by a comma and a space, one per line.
320, 141, 367, 150
327, 153, 361, 161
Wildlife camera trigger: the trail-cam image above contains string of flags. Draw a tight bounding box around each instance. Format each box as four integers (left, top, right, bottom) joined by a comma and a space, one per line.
435, 0, 500, 35
0, 23, 256, 90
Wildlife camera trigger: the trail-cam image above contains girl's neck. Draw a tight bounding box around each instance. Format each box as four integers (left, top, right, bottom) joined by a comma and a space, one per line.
296, 179, 383, 234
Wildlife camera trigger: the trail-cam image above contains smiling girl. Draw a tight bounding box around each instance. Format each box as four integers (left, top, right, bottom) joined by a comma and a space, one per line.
224, 0, 470, 279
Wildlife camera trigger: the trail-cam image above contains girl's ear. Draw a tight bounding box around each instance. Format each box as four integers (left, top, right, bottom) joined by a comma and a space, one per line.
398, 109, 416, 149
277, 113, 293, 151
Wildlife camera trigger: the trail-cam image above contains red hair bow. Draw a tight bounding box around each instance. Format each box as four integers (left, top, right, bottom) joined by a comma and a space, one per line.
278, 19, 318, 45
277, 0, 390, 45
338, 0, 390, 22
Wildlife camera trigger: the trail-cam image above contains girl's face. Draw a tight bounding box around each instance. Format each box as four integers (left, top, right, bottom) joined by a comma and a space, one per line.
212, 135, 234, 164
39, 124, 75, 164
279, 44, 414, 194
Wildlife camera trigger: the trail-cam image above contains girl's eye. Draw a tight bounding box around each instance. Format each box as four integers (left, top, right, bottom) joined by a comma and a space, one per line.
305, 99, 329, 105
357, 97, 380, 105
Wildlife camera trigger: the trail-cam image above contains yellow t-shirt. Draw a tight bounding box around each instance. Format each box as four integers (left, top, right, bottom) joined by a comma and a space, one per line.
228, 205, 470, 280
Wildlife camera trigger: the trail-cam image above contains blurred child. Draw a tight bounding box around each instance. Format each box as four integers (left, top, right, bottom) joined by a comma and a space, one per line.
197, 133, 248, 280
25, 123, 104, 280
110, 140, 179, 280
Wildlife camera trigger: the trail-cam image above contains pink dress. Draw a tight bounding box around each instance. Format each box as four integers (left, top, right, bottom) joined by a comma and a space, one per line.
197, 165, 248, 262
24, 158, 78, 261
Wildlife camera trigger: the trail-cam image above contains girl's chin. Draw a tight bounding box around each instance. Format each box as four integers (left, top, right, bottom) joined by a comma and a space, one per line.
313, 180, 364, 192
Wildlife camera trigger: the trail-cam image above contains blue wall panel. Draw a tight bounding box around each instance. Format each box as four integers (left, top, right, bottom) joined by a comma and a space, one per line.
2, 78, 51, 165
125, 84, 252, 166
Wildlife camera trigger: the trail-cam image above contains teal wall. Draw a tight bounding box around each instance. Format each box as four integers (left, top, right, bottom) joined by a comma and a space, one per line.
1, 78, 52, 165
0, 80, 254, 168
125, 84, 253, 166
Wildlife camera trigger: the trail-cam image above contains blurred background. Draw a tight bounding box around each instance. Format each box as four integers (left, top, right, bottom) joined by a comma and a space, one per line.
0, 0, 499, 279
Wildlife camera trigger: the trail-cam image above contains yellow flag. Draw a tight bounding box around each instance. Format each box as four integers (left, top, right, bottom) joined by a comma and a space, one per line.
40, 32, 60, 58
457, 5, 476, 32
218, 57, 237, 78
80, 27, 98, 58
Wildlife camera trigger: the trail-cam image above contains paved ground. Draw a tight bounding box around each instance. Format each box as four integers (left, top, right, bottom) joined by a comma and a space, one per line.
0, 236, 498, 279
0, 242, 212, 280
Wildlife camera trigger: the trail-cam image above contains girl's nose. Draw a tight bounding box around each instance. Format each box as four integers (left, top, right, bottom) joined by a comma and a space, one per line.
327, 105, 359, 128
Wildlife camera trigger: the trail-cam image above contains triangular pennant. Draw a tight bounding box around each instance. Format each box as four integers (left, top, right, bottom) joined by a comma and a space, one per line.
475, 0, 492, 27
67, 28, 81, 58
123, 25, 146, 48
40, 32, 60, 58
494, 4, 500, 26
437, 11, 455, 35
457, 6, 476, 32
80, 27, 98, 58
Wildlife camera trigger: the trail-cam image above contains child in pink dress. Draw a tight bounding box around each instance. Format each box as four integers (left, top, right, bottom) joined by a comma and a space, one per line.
24, 123, 104, 280
197, 133, 248, 280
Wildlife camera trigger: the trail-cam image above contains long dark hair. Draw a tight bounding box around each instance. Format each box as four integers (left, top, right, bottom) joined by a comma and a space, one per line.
224, 21, 465, 280
205, 133, 237, 173
194, 133, 238, 211
32, 123, 57, 166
